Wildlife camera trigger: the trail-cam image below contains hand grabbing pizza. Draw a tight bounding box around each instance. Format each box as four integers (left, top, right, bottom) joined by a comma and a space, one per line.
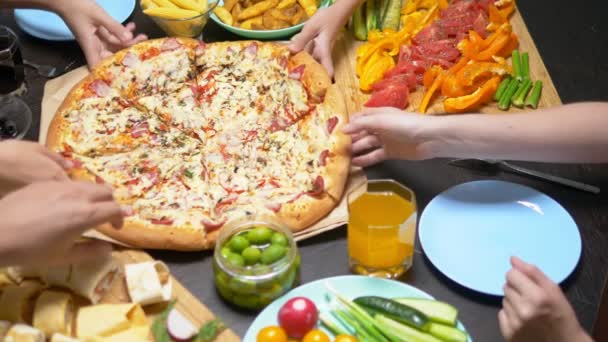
342, 107, 441, 166
51, 0, 147, 68
499, 257, 593, 342
0, 181, 123, 267
0, 140, 71, 196
289, 0, 359, 77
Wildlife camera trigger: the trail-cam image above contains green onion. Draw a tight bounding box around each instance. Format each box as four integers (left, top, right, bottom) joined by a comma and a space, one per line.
151, 300, 176, 342
494, 76, 512, 101
320, 312, 351, 336
525, 81, 543, 109
498, 78, 520, 110
184, 169, 194, 178
521, 52, 530, 80
194, 319, 226, 342
511, 79, 533, 108
512, 50, 522, 81
353, 4, 367, 40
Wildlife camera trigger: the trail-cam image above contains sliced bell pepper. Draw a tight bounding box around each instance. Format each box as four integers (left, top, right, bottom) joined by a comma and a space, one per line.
423, 65, 443, 89
441, 73, 472, 98
456, 62, 510, 88
473, 32, 512, 61
496, 33, 519, 57
419, 70, 445, 113
360, 53, 396, 92
444, 76, 501, 113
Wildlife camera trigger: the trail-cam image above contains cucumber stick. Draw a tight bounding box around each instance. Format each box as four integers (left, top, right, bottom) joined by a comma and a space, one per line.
375, 315, 443, 342
428, 323, 468, 342
353, 3, 367, 40
365, 0, 378, 32
394, 298, 459, 326
381, 0, 402, 31
354, 296, 430, 330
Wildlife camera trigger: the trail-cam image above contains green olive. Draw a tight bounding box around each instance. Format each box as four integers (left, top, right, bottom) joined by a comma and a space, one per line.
279, 268, 298, 291
228, 277, 257, 294
260, 244, 286, 265
226, 253, 245, 267
232, 294, 260, 309
220, 247, 232, 259
215, 272, 233, 300
247, 226, 273, 245
242, 246, 262, 265
270, 232, 288, 246
228, 235, 250, 253
294, 252, 301, 269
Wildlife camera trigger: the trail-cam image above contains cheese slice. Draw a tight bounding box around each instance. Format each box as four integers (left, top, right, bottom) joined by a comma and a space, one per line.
32, 290, 73, 336
76, 303, 148, 340
0, 320, 11, 340
124, 261, 172, 306
0, 283, 42, 323
101, 326, 150, 342
3, 324, 45, 342
50, 333, 84, 342
0, 268, 14, 287
69, 256, 120, 304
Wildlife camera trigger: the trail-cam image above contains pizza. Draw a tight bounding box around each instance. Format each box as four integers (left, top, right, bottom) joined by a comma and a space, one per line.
46, 38, 350, 251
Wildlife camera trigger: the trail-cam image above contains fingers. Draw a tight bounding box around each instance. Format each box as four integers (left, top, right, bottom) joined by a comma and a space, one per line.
498, 309, 513, 341
94, 11, 132, 42
342, 114, 384, 135
351, 134, 382, 155
97, 26, 122, 46
506, 267, 537, 295
352, 148, 387, 167
312, 36, 334, 77
80, 36, 101, 70
41, 148, 73, 173
288, 25, 317, 53
75, 201, 124, 231
350, 129, 369, 143
59, 240, 113, 265
511, 256, 552, 287
131, 33, 148, 44
72, 182, 115, 202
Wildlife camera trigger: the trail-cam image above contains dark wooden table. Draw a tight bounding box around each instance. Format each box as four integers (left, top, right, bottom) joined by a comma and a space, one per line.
2, 1, 608, 340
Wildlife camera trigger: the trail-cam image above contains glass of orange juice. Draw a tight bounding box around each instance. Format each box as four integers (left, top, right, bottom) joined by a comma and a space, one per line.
348, 179, 417, 279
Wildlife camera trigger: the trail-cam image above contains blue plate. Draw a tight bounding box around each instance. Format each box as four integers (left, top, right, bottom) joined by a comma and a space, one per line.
14, 0, 136, 41
419, 180, 581, 296
244, 275, 472, 342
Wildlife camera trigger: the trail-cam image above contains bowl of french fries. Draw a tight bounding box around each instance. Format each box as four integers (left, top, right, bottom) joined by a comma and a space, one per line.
141, 0, 217, 38
210, 0, 330, 39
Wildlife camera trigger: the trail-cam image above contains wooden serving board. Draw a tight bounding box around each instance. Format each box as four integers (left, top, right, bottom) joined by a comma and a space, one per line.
103, 249, 241, 342
332, 5, 562, 115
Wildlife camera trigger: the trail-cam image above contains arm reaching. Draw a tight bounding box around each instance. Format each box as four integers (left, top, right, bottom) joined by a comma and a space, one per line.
288, 0, 360, 77
1, 0, 147, 68
343, 102, 608, 166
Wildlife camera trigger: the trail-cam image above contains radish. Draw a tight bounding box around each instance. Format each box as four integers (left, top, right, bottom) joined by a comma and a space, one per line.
278, 297, 319, 339
167, 308, 198, 342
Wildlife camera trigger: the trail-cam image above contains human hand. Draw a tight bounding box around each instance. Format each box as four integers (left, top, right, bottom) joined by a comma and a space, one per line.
341, 107, 441, 166
0, 181, 124, 267
53, 0, 147, 68
288, 5, 347, 77
0, 140, 72, 195
499, 256, 593, 342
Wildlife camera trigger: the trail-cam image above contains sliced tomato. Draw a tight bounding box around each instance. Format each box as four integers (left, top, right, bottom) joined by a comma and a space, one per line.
319, 150, 330, 166
326, 117, 338, 134
365, 82, 410, 109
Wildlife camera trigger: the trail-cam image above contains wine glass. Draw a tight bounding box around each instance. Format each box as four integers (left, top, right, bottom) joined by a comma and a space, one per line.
0, 25, 31, 140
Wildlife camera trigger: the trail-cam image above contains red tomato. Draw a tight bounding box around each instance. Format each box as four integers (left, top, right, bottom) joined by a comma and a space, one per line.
365, 83, 411, 109
302, 330, 330, 342
278, 297, 319, 339
257, 326, 288, 342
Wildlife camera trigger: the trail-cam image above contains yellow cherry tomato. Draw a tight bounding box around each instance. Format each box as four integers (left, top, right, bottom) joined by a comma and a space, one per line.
302, 330, 330, 342
257, 326, 288, 342
334, 334, 358, 342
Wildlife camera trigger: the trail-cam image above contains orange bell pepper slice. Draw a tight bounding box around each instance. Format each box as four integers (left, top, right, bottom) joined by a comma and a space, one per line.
499, 1, 515, 19
441, 73, 472, 98
423, 65, 443, 88
496, 33, 519, 57
444, 76, 501, 113
360, 53, 396, 92
474, 32, 511, 61
456, 62, 510, 88
419, 71, 446, 113
449, 56, 470, 74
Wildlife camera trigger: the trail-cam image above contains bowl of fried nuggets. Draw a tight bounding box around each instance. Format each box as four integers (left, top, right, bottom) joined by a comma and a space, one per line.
210, 0, 329, 38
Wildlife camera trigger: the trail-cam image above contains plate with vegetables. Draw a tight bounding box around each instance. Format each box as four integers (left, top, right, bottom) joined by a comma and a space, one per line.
245, 275, 471, 342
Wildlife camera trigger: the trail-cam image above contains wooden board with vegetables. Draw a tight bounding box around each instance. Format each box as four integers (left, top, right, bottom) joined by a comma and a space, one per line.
0, 249, 240, 342
333, 0, 561, 115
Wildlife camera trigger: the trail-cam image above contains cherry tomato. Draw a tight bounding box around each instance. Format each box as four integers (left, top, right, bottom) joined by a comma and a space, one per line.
278, 297, 319, 338
334, 334, 358, 342
257, 326, 288, 342
302, 330, 330, 342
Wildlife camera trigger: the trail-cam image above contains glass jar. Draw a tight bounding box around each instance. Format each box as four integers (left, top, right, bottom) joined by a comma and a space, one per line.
213, 218, 301, 310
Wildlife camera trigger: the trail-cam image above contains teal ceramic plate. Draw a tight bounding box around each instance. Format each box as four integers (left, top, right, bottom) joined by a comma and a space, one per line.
14, 0, 136, 41
210, 0, 330, 39
243, 275, 472, 341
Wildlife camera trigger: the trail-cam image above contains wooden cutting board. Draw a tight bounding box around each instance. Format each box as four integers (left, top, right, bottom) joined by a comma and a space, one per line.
331, 5, 562, 115
103, 249, 241, 342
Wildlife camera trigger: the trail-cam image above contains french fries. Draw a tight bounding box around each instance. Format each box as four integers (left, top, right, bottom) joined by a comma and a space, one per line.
214, 0, 315, 30
141, 0, 158, 9
144, 7, 201, 19
214, 6, 234, 25
150, 0, 179, 8
170, 0, 207, 12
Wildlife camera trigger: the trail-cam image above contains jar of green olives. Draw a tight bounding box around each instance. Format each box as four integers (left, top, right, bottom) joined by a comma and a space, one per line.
213, 219, 301, 310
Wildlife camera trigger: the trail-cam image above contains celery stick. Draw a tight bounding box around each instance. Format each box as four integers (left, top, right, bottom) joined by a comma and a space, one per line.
521, 52, 530, 80
353, 4, 367, 40
512, 50, 522, 81
525, 80, 543, 109
494, 76, 511, 101
511, 79, 533, 108
498, 78, 519, 110
511, 79, 532, 103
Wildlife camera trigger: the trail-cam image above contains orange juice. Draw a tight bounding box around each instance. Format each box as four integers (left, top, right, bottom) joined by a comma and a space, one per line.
348, 180, 417, 278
